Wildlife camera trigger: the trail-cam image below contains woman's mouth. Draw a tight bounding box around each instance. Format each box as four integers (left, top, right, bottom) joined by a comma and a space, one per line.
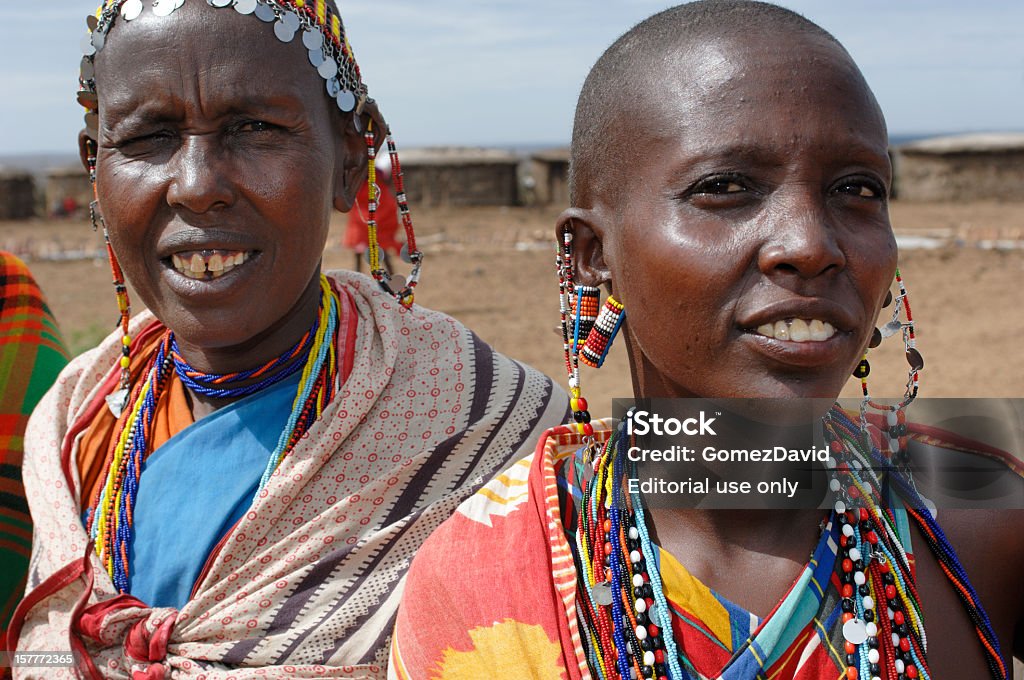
754, 318, 837, 343
168, 249, 253, 280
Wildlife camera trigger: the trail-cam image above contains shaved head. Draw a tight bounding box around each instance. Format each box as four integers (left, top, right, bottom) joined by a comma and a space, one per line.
569, 0, 868, 207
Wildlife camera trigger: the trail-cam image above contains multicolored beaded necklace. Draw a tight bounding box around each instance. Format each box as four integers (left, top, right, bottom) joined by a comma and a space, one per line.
85, 275, 340, 593
571, 411, 1009, 680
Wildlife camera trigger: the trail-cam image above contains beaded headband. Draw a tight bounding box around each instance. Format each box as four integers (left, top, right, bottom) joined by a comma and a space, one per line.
78, 0, 367, 139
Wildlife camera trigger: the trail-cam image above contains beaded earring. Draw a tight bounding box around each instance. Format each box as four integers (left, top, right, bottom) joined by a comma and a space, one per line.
856, 268, 922, 465
84, 138, 133, 418
580, 295, 625, 369
363, 120, 423, 308
557, 226, 594, 439
572, 286, 600, 353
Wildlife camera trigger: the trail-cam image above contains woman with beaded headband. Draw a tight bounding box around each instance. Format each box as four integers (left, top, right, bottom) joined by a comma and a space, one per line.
8, 1, 568, 677
392, 2, 1024, 679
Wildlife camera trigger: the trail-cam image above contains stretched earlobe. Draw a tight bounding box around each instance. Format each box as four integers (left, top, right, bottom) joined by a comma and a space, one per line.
78, 129, 96, 175
334, 97, 392, 212
555, 207, 612, 289
333, 114, 368, 213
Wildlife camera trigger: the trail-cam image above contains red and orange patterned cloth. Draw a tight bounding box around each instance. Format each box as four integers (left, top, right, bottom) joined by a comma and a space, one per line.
391, 419, 1019, 679
0, 252, 68, 657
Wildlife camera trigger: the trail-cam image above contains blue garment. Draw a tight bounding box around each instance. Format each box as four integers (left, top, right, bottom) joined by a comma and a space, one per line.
129, 372, 301, 609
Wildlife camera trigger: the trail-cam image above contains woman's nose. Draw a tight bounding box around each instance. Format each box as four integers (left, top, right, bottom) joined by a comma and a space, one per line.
757, 191, 846, 279
165, 135, 235, 214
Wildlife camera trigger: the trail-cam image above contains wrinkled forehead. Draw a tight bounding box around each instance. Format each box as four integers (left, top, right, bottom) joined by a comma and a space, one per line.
78, 0, 366, 139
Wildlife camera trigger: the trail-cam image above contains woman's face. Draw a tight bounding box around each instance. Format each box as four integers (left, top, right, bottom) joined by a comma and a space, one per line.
89, 3, 359, 370
588, 33, 897, 400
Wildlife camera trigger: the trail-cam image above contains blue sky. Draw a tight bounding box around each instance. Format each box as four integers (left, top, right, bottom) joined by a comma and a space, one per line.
2, 1, 1022, 155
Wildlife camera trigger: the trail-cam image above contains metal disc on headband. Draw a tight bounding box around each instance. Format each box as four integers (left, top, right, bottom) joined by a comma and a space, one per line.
80, 57, 95, 80
273, 19, 296, 43
281, 10, 301, 32
210, 0, 234, 7
389, 275, 407, 292
254, 2, 276, 21
233, 0, 257, 14
336, 89, 356, 112
302, 27, 323, 50
308, 48, 325, 68
90, 29, 105, 51
152, 0, 177, 17
325, 77, 341, 98
317, 56, 337, 79
86, 14, 99, 31
80, 34, 96, 57
121, 0, 144, 21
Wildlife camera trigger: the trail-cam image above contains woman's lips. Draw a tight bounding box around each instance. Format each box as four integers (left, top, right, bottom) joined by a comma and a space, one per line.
168, 249, 253, 280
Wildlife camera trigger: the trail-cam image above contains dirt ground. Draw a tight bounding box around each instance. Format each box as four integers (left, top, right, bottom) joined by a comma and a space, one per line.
2, 199, 1023, 413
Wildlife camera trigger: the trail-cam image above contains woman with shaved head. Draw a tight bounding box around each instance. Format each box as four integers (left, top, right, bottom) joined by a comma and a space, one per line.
8, 1, 568, 677
392, 2, 1023, 678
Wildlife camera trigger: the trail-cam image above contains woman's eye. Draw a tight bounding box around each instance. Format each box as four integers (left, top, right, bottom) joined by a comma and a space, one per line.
115, 130, 174, 152
835, 178, 886, 199
692, 177, 746, 195
237, 120, 276, 133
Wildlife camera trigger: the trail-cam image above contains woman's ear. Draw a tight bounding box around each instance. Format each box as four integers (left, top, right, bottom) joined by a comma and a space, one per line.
332, 113, 367, 213
555, 207, 612, 288
78, 129, 96, 174
333, 99, 388, 213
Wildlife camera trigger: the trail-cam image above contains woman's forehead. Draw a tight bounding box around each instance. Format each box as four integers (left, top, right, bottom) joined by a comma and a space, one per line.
633, 34, 887, 155
79, 0, 365, 137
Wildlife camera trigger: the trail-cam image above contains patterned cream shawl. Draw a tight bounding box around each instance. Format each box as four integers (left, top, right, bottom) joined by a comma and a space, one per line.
11, 271, 567, 679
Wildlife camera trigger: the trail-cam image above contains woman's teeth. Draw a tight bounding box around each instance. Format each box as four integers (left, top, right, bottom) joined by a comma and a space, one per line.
171, 250, 249, 280
756, 319, 836, 342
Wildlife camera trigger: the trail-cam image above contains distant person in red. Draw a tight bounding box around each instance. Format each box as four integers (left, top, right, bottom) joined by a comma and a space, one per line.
344, 151, 402, 275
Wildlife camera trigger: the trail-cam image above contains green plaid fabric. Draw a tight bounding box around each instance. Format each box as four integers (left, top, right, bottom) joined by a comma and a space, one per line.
0, 252, 68, 649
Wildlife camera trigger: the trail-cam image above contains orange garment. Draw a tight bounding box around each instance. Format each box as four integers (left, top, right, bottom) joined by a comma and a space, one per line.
76, 323, 193, 515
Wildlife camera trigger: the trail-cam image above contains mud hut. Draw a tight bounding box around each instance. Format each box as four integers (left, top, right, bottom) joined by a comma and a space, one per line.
397, 147, 520, 207
528, 148, 570, 206
893, 133, 1024, 201
44, 166, 92, 217
0, 170, 36, 220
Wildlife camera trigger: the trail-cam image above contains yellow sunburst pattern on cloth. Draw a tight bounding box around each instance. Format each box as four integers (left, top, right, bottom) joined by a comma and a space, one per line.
432, 619, 565, 678
454, 455, 533, 526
